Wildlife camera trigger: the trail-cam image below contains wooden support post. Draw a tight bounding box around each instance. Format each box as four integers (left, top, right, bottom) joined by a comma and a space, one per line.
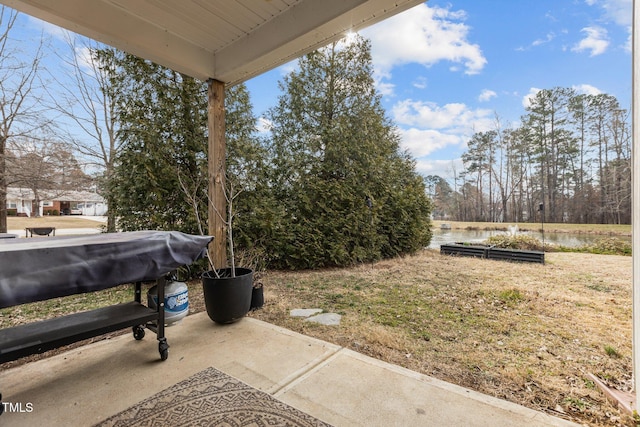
207, 79, 227, 269
633, 0, 639, 411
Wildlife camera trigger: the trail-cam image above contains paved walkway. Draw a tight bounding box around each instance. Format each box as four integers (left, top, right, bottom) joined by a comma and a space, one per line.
0, 312, 579, 426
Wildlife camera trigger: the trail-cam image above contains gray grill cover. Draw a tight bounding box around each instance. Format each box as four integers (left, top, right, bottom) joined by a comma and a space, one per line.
0, 231, 213, 308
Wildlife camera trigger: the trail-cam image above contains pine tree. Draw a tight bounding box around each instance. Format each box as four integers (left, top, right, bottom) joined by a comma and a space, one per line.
262, 35, 432, 268
103, 50, 261, 237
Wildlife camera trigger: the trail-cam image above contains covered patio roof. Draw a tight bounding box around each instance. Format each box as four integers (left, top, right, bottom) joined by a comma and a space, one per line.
1, 0, 424, 84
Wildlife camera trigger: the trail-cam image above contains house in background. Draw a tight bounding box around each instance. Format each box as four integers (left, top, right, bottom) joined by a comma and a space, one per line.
6, 187, 107, 217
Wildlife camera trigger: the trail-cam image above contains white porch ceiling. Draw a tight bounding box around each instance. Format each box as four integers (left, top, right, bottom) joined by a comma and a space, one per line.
1, 0, 424, 84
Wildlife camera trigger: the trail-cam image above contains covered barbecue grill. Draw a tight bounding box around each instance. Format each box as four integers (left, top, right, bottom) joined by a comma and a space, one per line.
0, 231, 213, 363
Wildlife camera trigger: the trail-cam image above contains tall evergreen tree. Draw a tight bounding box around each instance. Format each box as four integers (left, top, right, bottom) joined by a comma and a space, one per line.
103, 50, 261, 238
105, 54, 207, 233
263, 35, 432, 268
450, 87, 629, 224
523, 87, 577, 223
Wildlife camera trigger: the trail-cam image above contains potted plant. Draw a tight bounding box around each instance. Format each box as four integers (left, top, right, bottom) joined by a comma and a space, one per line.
174, 109, 263, 324
200, 176, 255, 324
202, 268, 253, 324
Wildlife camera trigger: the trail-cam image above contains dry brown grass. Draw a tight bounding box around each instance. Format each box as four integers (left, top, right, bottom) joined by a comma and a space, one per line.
248, 250, 632, 426
7, 216, 104, 230
0, 246, 633, 426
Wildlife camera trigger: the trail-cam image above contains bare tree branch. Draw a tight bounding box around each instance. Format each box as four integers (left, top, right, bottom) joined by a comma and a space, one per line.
45, 33, 120, 231
0, 6, 48, 231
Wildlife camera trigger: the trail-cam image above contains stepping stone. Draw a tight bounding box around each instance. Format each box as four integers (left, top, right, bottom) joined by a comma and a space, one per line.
290, 308, 323, 318
305, 313, 341, 325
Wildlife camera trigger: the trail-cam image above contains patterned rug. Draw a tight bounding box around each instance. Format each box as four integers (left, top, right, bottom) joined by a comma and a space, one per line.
95, 367, 332, 427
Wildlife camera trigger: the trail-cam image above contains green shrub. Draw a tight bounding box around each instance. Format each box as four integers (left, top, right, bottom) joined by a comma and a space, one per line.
485, 234, 631, 256
581, 238, 631, 256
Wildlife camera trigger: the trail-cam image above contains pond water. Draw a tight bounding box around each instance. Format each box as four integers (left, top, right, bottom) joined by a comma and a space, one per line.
429, 227, 630, 249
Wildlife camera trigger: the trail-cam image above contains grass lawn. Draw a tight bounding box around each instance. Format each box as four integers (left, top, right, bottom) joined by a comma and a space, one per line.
0, 222, 633, 426
251, 250, 632, 427
433, 220, 631, 236
7, 216, 105, 230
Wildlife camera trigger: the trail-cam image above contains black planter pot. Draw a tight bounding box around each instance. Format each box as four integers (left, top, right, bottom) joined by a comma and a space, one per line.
202, 268, 253, 324
250, 284, 264, 310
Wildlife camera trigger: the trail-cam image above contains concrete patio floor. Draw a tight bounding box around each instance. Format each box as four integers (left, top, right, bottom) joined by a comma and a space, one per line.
0, 312, 579, 426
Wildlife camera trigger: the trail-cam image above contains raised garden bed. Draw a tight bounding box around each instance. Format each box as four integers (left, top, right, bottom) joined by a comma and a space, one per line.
440, 242, 544, 264
440, 243, 491, 258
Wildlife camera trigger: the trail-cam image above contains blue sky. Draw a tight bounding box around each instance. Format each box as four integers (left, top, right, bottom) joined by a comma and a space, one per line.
11, 0, 633, 182
246, 0, 632, 181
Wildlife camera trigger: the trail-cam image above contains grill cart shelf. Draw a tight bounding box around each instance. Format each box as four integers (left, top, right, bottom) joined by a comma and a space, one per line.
0, 231, 212, 414
0, 280, 167, 364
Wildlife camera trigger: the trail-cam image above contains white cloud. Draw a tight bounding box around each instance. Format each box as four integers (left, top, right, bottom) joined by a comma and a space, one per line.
522, 87, 541, 109
532, 32, 556, 46
391, 99, 495, 167
399, 128, 461, 158
414, 158, 465, 180
413, 76, 428, 90
74, 46, 96, 71
256, 117, 272, 134
599, 0, 632, 27
572, 26, 610, 56
362, 3, 486, 92
586, 0, 631, 52
392, 99, 493, 132
624, 26, 632, 53
376, 80, 395, 97
572, 84, 602, 95
478, 89, 497, 102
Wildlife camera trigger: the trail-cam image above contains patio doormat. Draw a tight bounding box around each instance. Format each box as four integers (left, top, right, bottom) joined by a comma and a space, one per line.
94, 366, 332, 427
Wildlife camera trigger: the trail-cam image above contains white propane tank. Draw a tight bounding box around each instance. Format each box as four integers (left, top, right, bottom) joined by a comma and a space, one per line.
147, 280, 189, 325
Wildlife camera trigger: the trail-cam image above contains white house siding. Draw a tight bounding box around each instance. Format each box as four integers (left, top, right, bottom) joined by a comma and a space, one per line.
6, 187, 107, 216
